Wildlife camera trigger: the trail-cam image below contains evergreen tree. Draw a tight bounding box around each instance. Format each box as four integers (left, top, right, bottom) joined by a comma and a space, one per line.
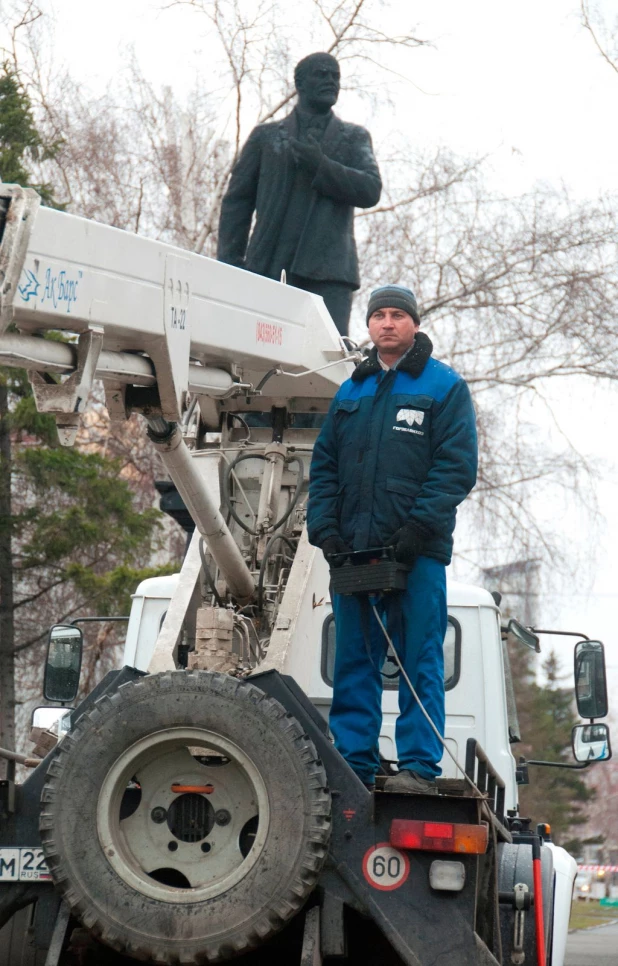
0, 64, 59, 204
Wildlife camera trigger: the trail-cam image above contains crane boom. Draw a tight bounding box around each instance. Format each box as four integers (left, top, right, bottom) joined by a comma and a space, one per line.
0, 183, 358, 604
0, 185, 356, 427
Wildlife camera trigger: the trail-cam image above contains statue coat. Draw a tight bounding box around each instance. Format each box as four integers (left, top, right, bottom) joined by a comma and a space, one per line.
217, 110, 382, 289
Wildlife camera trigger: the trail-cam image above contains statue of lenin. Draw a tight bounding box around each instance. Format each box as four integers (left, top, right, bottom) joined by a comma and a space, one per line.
216, 52, 382, 336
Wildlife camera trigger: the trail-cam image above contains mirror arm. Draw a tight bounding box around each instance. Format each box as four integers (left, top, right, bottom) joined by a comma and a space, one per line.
523, 758, 591, 771
531, 628, 590, 641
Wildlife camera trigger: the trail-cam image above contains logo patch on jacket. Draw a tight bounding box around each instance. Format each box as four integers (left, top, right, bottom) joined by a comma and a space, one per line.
394, 408, 425, 436
397, 408, 424, 427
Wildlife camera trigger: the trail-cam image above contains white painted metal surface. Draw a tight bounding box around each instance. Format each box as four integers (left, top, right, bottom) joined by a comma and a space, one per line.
546, 842, 578, 966
147, 533, 202, 674
0, 186, 356, 422
123, 574, 179, 670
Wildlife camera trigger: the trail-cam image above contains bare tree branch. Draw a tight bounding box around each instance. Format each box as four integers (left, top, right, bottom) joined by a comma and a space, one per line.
581, 0, 618, 76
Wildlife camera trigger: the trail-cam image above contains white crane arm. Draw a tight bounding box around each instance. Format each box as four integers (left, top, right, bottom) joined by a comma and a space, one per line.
0, 185, 357, 428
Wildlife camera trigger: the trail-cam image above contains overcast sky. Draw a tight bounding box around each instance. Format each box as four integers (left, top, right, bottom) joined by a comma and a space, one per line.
17, 0, 618, 696
43, 0, 618, 196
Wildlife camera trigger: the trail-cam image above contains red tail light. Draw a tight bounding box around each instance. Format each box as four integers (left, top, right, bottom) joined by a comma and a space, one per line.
390, 819, 488, 854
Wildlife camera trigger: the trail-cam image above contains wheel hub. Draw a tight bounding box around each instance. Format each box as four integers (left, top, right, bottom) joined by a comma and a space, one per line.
96, 727, 270, 903
167, 792, 215, 842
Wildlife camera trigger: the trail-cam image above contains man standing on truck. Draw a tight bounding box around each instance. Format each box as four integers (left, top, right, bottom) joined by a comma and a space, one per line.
307, 285, 478, 792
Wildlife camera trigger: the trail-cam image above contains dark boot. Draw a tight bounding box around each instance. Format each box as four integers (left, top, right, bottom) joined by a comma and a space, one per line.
383, 769, 438, 795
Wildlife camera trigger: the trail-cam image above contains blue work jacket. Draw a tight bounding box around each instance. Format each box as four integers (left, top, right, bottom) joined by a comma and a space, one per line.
307, 334, 478, 564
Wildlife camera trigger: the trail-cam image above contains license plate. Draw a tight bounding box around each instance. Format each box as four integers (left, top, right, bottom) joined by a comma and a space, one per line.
0, 849, 51, 881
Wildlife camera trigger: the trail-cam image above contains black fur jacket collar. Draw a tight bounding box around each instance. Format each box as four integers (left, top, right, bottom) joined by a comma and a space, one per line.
351, 331, 433, 382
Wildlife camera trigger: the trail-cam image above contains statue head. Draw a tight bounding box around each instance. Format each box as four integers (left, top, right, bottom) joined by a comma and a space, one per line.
294, 52, 340, 114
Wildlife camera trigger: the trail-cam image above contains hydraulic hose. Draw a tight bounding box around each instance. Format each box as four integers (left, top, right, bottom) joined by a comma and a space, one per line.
222, 452, 304, 536
270, 455, 305, 530
222, 453, 267, 535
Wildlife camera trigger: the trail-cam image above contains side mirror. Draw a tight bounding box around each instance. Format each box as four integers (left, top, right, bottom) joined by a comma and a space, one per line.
507, 618, 540, 653
44, 624, 83, 703
574, 640, 608, 719
572, 723, 612, 763
31, 706, 73, 735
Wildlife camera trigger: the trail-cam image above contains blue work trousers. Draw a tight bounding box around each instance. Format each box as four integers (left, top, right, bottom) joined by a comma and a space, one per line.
330, 556, 447, 785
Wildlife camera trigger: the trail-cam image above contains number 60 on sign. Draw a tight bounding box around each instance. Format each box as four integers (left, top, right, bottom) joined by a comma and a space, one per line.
362, 843, 410, 891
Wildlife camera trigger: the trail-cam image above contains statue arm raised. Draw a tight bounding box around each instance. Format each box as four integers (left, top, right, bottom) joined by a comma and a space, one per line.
217, 128, 262, 266
311, 128, 382, 209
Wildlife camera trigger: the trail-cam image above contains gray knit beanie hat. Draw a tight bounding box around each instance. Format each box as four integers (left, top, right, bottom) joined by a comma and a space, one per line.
366, 285, 420, 325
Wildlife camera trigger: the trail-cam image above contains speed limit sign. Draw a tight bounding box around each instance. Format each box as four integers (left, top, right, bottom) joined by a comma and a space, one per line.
362, 842, 410, 891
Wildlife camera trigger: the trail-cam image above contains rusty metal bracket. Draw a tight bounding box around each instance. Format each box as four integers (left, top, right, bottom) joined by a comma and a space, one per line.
29, 327, 103, 445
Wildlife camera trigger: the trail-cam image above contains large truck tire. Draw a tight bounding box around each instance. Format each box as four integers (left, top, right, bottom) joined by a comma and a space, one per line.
39, 671, 332, 965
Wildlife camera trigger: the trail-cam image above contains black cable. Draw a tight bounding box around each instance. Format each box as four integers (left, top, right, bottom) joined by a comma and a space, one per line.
222, 452, 304, 536
222, 452, 267, 535
254, 367, 280, 394
228, 413, 251, 442
257, 534, 297, 612
269, 455, 304, 531
199, 538, 224, 608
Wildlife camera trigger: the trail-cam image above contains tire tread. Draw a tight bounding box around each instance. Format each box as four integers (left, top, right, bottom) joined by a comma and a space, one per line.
40, 671, 331, 964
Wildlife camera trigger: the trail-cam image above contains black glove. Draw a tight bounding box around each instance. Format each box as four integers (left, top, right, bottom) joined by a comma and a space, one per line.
386, 521, 427, 566
321, 535, 351, 568
289, 135, 323, 175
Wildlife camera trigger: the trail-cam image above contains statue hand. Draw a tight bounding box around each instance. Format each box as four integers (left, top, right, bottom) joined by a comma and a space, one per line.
289, 135, 323, 174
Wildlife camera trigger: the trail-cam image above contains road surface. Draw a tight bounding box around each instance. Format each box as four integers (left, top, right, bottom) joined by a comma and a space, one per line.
565, 919, 618, 965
